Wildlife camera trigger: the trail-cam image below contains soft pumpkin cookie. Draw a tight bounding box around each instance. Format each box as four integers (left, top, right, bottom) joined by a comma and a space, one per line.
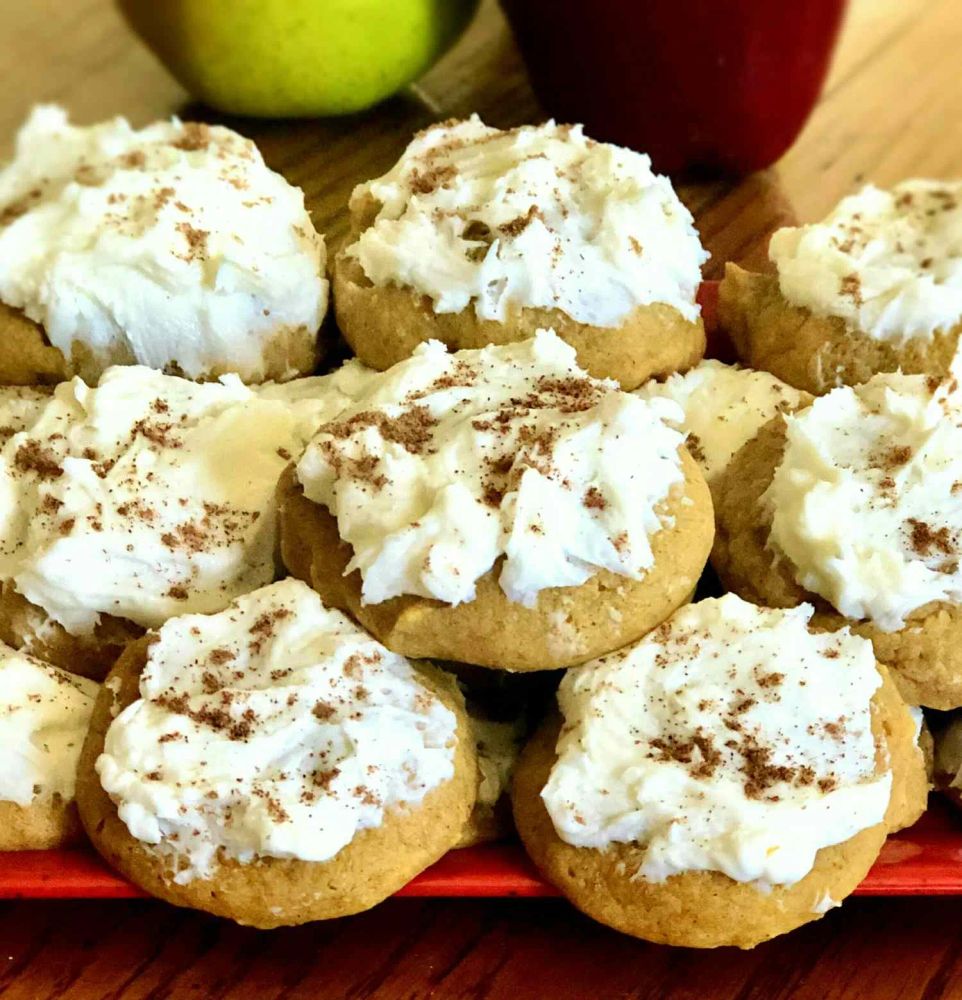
0, 106, 328, 385
0, 367, 346, 679
512, 595, 922, 949
77, 579, 476, 928
334, 117, 707, 390
719, 181, 962, 394
280, 330, 713, 671
0, 641, 97, 849
635, 358, 810, 495
712, 371, 962, 709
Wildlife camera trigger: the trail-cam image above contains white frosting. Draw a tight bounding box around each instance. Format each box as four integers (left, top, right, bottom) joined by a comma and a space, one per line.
96, 579, 458, 882
770, 179, 962, 343
345, 116, 707, 328
908, 705, 924, 744
296, 329, 686, 607
0, 387, 50, 439
0, 642, 97, 805
811, 891, 842, 914
636, 360, 806, 482
0, 105, 327, 381
542, 595, 890, 887
0, 366, 348, 635
764, 372, 962, 631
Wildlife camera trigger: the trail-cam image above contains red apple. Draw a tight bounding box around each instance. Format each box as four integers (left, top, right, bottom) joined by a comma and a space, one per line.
500, 0, 847, 175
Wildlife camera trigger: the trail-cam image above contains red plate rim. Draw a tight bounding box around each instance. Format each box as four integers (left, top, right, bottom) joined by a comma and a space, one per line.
0, 801, 959, 900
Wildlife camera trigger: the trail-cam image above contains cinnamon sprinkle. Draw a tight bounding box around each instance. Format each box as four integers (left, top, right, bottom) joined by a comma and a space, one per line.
324, 405, 438, 456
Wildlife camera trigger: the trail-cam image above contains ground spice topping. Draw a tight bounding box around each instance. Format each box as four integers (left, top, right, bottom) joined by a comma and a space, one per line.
542, 595, 891, 887
96, 580, 458, 884
296, 330, 687, 608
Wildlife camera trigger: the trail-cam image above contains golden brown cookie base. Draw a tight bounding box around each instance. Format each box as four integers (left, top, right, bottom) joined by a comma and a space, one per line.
710, 415, 824, 610
0, 301, 322, 386
811, 605, 962, 712
77, 637, 477, 928
875, 664, 930, 832
277, 450, 714, 672
0, 581, 142, 681
0, 796, 83, 850
512, 716, 890, 949
456, 797, 514, 848
718, 263, 962, 395
333, 251, 704, 391
0, 302, 68, 386
920, 717, 936, 785
712, 417, 962, 710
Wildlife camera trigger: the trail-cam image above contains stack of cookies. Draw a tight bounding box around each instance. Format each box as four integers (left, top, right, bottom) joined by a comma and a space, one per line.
0, 104, 957, 947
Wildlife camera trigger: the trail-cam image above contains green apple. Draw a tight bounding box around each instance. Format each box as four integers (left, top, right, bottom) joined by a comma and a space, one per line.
118, 0, 480, 117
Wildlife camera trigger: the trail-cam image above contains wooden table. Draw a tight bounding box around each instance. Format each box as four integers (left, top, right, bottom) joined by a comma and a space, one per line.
2, 1, 962, 996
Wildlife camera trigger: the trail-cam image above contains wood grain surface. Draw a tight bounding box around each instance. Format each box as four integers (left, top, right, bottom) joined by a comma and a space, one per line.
2, 0, 962, 997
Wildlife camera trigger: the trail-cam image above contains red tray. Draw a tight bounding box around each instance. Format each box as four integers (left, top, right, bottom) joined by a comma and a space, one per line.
0, 800, 959, 899
2, 280, 958, 900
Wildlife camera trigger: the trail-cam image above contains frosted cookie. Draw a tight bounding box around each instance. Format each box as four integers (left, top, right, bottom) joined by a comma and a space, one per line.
512, 595, 923, 949
0, 366, 349, 680
0, 106, 328, 385
76, 579, 476, 928
712, 371, 962, 709
334, 117, 707, 389
635, 359, 810, 489
0, 641, 97, 849
279, 330, 714, 672
719, 180, 962, 393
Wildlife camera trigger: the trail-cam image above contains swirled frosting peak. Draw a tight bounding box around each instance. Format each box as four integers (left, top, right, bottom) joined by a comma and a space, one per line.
0, 642, 97, 806
770, 180, 962, 343
0, 105, 327, 381
345, 116, 707, 328
542, 595, 889, 886
0, 366, 348, 635
296, 330, 687, 607
764, 371, 962, 630
97, 579, 458, 882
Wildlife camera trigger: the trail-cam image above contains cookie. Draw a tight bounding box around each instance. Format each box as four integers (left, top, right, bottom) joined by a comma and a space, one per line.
0, 303, 67, 386
0, 580, 143, 681
77, 580, 477, 928
334, 117, 706, 389
0, 642, 97, 849
719, 181, 962, 394
335, 254, 704, 392
712, 373, 962, 709
512, 596, 919, 949
0, 106, 328, 385
0, 368, 346, 679
635, 358, 810, 491
719, 265, 961, 396
875, 665, 930, 833
281, 331, 713, 671
279, 464, 708, 673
